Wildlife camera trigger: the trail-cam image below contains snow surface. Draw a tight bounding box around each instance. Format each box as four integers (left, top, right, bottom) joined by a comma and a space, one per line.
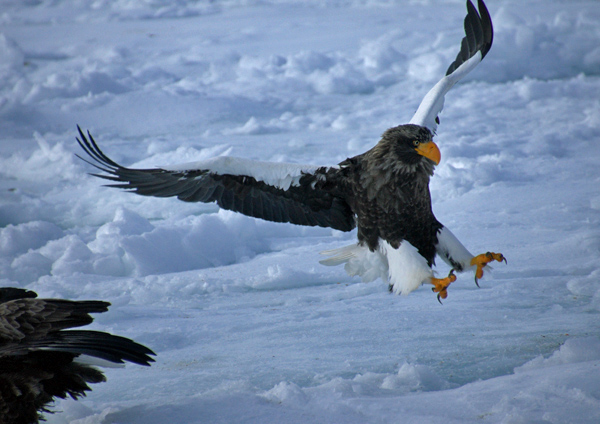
2, 0, 600, 422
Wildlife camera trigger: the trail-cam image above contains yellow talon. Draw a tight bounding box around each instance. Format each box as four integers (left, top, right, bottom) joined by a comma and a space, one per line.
431, 270, 457, 303
470, 252, 506, 286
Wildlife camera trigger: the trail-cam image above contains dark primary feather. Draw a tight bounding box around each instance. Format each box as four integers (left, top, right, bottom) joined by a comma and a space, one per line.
445, 0, 493, 75
76, 125, 356, 232
0, 288, 155, 424
0, 287, 38, 302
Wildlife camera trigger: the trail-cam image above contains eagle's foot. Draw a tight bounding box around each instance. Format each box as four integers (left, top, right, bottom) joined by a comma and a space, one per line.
431, 270, 457, 303
470, 252, 506, 287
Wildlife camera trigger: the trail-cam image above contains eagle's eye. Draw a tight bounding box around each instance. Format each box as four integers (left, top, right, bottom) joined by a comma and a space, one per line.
413, 140, 420, 147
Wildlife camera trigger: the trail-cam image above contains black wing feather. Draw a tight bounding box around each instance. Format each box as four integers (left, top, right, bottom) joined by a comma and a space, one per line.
0, 287, 37, 303
28, 330, 155, 366
76, 127, 355, 232
445, 0, 493, 76
0, 288, 155, 424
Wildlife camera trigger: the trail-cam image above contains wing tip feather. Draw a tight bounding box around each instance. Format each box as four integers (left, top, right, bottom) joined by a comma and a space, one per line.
445, 0, 493, 76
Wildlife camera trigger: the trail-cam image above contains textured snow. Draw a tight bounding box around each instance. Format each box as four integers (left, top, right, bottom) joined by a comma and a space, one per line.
1, 0, 600, 423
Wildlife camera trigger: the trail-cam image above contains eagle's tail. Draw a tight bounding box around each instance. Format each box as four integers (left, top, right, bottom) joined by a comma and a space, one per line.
319, 243, 388, 283
320, 240, 435, 295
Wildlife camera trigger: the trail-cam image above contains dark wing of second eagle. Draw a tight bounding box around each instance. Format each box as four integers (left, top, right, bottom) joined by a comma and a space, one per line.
0, 287, 155, 424
76, 127, 356, 232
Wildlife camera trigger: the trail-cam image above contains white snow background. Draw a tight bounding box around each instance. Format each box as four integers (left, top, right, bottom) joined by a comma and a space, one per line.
2, 0, 600, 422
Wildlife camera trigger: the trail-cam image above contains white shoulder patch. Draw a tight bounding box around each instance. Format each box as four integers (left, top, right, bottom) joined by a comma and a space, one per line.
164, 156, 332, 190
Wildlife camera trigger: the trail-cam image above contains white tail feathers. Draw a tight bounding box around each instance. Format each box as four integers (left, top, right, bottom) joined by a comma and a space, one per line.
319, 240, 434, 295
319, 244, 361, 266
320, 243, 388, 283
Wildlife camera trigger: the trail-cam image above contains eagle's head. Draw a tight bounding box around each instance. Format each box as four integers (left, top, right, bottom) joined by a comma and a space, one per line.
381, 124, 440, 168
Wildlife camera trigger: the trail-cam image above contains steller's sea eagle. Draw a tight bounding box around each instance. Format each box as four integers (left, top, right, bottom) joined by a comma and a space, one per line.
0, 287, 155, 424
76, 0, 505, 301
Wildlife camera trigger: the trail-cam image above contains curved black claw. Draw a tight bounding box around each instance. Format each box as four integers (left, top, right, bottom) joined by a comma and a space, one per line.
432, 286, 446, 304
474, 252, 506, 287
436, 270, 456, 304
487, 251, 507, 264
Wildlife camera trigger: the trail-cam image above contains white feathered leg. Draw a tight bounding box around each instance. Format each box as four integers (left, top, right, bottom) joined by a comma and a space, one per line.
379, 240, 433, 295
435, 226, 475, 272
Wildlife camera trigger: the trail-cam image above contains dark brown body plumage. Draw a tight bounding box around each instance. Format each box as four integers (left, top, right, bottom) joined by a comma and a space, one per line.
331, 125, 443, 265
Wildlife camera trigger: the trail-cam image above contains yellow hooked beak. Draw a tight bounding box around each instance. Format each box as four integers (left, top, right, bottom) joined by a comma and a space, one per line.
415, 140, 441, 165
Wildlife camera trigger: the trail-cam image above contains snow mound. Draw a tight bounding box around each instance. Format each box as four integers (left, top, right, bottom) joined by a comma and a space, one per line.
515, 337, 600, 372
262, 362, 452, 407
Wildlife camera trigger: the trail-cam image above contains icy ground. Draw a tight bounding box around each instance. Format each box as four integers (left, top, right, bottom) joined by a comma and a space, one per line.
2, 0, 600, 422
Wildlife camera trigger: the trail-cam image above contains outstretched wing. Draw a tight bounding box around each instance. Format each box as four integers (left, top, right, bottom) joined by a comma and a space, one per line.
0, 292, 155, 366
0, 288, 155, 424
76, 126, 356, 232
409, 0, 493, 133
